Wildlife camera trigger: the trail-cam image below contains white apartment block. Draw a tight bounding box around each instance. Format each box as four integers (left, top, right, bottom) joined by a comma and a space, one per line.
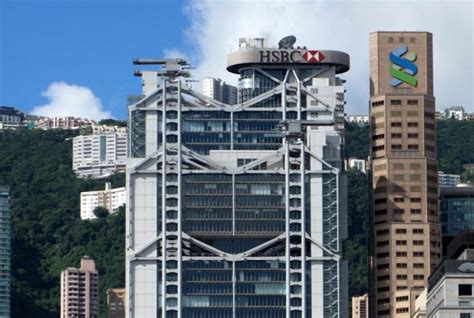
444, 106, 467, 120
345, 115, 369, 125
202, 77, 238, 105
33, 116, 96, 130
438, 171, 462, 188
73, 133, 127, 179
91, 123, 127, 135
80, 182, 126, 220
347, 158, 367, 173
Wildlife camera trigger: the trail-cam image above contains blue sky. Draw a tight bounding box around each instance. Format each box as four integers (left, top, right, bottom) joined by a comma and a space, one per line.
1, 1, 473, 119
0, 0, 189, 119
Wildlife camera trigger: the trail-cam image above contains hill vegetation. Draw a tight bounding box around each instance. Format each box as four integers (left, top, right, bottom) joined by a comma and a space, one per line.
0, 129, 125, 317
1, 120, 474, 316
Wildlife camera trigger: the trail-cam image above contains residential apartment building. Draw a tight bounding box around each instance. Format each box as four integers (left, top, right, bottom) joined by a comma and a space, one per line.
107, 288, 126, 318
80, 182, 126, 220
31, 116, 96, 130
60, 256, 99, 318
443, 106, 466, 120
369, 31, 441, 317
73, 133, 127, 179
0, 106, 24, 130
0, 187, 10, 317
347, 158, 367, 173
438, 171, 461, 188
91, 123, 127, 135
126, 37, 349, 317
202, 77, 238, 105
352, 294, 369, 318
345, 115, 369, 125
427, 232, 474, 317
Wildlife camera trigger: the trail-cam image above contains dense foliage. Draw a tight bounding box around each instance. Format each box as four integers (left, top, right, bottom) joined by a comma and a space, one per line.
0, 129, 125, 317
2, 120, 473, 316
98, 119, 127, 127
436, 119, 474, 174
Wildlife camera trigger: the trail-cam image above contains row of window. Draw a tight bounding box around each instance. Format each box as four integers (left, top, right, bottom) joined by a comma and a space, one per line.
376, 228, 424, 235
376, 263, 425, 269
377, 251, 425, 258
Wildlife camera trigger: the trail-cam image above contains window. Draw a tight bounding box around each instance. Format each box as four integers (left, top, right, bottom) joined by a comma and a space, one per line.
460, 313, 471, 318
407, 99, 418, 105
396, 275, 407, 280
408, 122, 418, 127
377, 252, 390, 258
459, 284, 472, 296
377, 241, 390, 247
392, 144, 402, 150
396, 263, 407, 268
414, 263, 424, 268
396, 251, 407, 257
396, 240, 407, 246
410, 175, 421, 181
410, 37, 416, 43
414, 275, 424, 280
391, 133, 402, 138
396, 307, 409, 313
396, 296, 409, 302
393, 163, 404, 169
390, 100, 402, 105
411, 198, 422, 203
388, 37, 394, 43
391, 111, 402, 117
377, 263, 390, 270
407, 111, 418, 116
408, 133, 418, 138
408, 144, 419, 150
399, 37, 405, 43
413, 229, 424, 234
394, 209, 404, 214
394, 197, 405, 203
413, 240, 424, 246
373, 134, 385, 141
396, 229, 407, 234
372, 100, 384, 107
391, 122, 402, 127
413, 251, 424, 257
377, 229, 389, 235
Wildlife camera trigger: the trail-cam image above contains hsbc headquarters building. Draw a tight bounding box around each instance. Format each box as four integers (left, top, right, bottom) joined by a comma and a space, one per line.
126, 36, 350, 318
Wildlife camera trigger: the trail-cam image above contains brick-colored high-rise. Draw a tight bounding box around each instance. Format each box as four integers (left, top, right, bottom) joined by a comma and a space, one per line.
60, 256, 99, 318
369, 32, 440, 317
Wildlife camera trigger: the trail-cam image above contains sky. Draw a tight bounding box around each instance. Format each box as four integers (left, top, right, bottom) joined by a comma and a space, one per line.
0, 0, 473, 120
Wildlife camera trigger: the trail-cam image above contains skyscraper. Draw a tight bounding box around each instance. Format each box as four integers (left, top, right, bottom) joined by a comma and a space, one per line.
369, 31, 440, 317
0, 187, 10, 317
126, 36, 349, 317
60, 256, 99, 318
201, 77, 238, 105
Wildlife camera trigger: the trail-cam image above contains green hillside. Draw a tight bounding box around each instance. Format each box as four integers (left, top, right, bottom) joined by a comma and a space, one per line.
2, 120, 474, 316
0, 129, 125, 317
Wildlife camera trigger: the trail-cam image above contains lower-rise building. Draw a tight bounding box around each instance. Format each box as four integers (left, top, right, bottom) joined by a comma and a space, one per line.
80, 182, 126, 220
438, 171, 461, 188
0, 106, 24, 130
411, 288, 427, 318
427, 232, 474, 317
107, 288, 125, 318
0, 187, 10, 317
60, 256, 99, 318
352, 294, 369, 318
73, 133, 127, 179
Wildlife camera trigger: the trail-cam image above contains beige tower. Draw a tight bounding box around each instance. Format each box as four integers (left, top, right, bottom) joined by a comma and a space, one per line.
369, 32, 440, 317
60, 256, 99, 318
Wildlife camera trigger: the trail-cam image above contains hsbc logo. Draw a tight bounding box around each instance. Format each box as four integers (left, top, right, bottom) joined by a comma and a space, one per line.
303, 50, 325, 63
259, 50, 325, 63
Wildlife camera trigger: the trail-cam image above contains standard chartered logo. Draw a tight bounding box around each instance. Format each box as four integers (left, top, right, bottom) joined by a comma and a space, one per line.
389, 44, 418, 87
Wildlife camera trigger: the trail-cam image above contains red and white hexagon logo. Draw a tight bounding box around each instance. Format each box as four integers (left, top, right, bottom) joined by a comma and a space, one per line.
302, 50, 325, 63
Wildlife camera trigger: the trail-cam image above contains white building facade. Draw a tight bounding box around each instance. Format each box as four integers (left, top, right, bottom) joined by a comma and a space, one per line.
427, 250, 474, 317
80, 182, 126, 220
73, 133, 127, 179
345, 115, 369, 125
126, 37, 349, 318
438, 171, 462, 188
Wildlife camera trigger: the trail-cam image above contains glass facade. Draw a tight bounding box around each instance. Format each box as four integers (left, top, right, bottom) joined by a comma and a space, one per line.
439, 187, 474, 255
0, 187, 10, 317
127, 49, 348, 318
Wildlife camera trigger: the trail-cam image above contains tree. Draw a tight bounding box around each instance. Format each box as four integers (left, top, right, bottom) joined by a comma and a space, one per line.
93, 206, 109, 218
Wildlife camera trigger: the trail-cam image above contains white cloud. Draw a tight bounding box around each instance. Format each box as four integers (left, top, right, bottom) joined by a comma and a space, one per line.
32, 81, 113, 120
178, 0, 473, 114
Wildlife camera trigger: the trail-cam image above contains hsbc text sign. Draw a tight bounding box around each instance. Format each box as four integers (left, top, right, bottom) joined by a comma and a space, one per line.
259, 50, 325, 63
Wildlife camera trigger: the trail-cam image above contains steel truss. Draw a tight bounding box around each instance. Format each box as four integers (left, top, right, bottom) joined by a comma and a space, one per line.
127, 65, 345, 318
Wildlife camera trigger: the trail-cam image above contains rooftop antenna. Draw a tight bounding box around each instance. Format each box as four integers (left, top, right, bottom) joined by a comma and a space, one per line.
133, 58, 192, 79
